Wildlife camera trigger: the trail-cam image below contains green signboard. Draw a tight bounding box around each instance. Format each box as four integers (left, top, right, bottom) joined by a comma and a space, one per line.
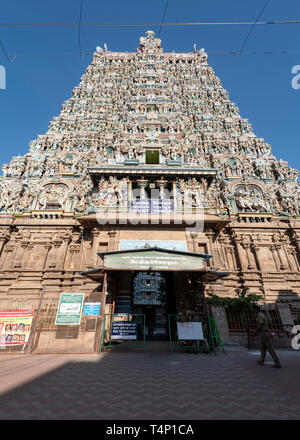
55, 292, 85, 325
103, 250, 205, 271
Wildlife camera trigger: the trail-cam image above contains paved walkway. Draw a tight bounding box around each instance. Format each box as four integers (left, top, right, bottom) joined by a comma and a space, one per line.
0, 344, 299, 420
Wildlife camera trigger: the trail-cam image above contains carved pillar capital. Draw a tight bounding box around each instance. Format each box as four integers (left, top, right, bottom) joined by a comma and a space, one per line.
240, 242, 254, 269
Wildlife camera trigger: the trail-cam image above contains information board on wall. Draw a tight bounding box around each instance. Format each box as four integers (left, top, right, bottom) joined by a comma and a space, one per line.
83, 303, 101, 316
0, 310, 34, 346
55, 293, 84, 325
131, 200, 174, 214
177, 322, 204, 341
111, 322, 136, 340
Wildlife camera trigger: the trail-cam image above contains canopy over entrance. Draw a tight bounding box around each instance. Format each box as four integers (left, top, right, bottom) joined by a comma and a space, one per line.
80, 247, 228, 282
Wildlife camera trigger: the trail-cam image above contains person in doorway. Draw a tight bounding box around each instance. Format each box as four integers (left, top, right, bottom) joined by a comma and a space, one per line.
147, 321, 154, 339
252, 305, 282, 369
177, 307, 188, 322
177, 306, 189, 350
190, 306, 203, 354
179, 305, 195, 353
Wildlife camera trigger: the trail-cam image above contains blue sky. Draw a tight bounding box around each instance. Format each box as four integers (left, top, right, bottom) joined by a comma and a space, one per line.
0, 0, 299, 170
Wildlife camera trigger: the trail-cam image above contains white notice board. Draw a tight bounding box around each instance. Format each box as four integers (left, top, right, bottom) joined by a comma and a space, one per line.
177, 322, 204, 340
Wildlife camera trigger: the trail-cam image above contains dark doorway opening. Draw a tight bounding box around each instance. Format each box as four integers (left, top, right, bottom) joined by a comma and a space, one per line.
145, 149, 160, 164
131, 271, 177, 341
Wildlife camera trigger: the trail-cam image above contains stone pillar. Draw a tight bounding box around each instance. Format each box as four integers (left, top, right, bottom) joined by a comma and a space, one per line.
46, 231, 72, 270
241, 243, 255, 270
186, 232, 195, 252
108, 230, 118, 251
156, 179, 168, 199
136, 179, 148, 200
211, 306, 231, 344
91, 229, 100, 266
277, 304, 294, 327
231, 233, 244, 271
288, 249, 299, 271
227, 247, 237, 270
42, 244, 52, 270
69, 244, 82, 271
269, 245, 280, 271
60, 233, 72, 271
0, 238, 7, 257
216, 235, 228, 270
252, 244, 265, 272
0, 228, 10, 259
274, 244, 288, 271
1, 244, 16, 270
291, 230, 300, 255
206, 231, 219, 268
13, 240, 30, 269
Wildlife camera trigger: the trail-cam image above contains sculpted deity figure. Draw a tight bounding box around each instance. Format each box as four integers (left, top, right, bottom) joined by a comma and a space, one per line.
234, 185, 270, 213
97, 177, 128, 206
128, 148, 136, 160
178, 178, 205, 208
38, 184, 68, 210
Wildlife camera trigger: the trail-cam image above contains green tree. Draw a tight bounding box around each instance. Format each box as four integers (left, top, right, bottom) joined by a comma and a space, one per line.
206, 287, 263, 309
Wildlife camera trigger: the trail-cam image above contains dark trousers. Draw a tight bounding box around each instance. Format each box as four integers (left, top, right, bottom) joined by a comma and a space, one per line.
260, 334, 281, 366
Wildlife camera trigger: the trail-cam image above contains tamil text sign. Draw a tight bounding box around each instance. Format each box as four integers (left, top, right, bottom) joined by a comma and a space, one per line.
55, 293, 84, 325
103, 250, 205, 271
111, 322, 136, 340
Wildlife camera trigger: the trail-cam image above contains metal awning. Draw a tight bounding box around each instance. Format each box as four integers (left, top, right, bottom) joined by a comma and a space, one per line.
79, 247, 229, 281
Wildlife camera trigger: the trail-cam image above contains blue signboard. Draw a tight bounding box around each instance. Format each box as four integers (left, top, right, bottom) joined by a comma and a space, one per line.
131, 200, 173, 214
111, 322, 136, 340
83, 303, 101, 316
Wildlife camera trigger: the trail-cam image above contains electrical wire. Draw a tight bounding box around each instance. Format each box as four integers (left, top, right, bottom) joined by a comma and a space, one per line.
0, 39, 11, 62
0, 20, 299, 28
5, 49, 300, 59
237, 0, 271, 59
78, 0, 84, 60
158, 0, 170, 38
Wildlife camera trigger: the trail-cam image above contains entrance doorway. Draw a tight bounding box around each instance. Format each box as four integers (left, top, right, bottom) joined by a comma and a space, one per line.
132, 271, 176, 341
112, 270, 177, 341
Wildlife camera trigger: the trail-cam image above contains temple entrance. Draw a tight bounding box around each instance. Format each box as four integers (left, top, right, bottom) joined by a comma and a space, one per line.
131, 271, 176, 341
112, 269, 177, 342
81, 246, 228, 353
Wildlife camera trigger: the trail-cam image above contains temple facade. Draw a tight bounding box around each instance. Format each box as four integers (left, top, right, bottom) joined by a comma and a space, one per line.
0, 31, 299, 351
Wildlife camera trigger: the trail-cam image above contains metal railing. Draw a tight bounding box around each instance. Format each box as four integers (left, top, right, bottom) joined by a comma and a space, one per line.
247, 324, 294, 349
99, 313, 146, 353
225, 307, 281, 332
0, 295, 103, 355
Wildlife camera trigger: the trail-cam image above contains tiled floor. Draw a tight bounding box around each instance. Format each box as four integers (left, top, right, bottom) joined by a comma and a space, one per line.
0, 344, 299, 420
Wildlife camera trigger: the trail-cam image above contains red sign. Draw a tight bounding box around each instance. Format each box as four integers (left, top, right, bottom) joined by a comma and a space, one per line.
0, 310, 34, 346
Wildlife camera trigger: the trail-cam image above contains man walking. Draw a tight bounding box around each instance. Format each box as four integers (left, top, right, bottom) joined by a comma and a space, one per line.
253, 305, 282, 368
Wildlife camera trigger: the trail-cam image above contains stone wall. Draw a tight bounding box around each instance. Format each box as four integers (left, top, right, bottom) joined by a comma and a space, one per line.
0, 213, 298, 304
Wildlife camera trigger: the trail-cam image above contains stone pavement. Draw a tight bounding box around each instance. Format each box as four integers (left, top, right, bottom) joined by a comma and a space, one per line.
0, 343, 299, 420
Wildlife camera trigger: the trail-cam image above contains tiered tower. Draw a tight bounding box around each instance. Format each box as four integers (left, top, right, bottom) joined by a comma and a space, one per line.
0, 31, 299, 309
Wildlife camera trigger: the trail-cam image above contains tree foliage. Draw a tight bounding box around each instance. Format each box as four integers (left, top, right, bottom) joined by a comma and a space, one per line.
206, 287, 263, 309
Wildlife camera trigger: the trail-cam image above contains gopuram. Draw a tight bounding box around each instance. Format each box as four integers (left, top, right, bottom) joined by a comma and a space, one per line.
0, 31, 299, 351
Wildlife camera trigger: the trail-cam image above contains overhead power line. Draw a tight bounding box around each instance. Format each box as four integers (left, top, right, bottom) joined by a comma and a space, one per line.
0, 39, 13, 62
5, 48, 300, 61
78, 0, 84, 60
158, 0, 171, 37
237, 0, 270, 59
0, 20, 299, 28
